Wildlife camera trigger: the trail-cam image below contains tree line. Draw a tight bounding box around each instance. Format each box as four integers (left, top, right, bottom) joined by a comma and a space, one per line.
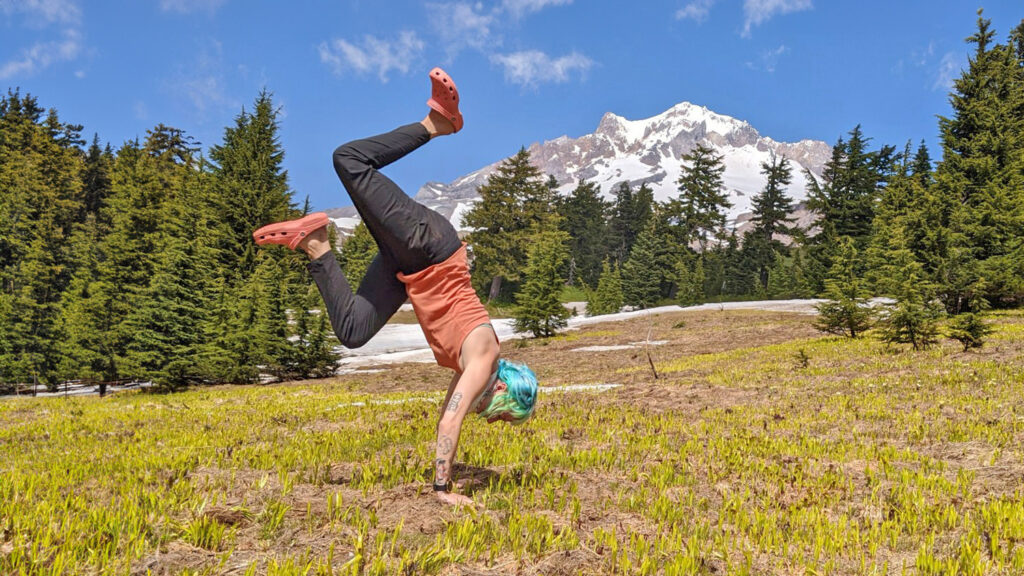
0, 91, 338, 391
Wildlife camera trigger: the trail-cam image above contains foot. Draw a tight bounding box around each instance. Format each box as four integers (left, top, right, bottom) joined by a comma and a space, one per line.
425, 67, 463, 133
421, 109, 456, 138
298, 226, 331, 259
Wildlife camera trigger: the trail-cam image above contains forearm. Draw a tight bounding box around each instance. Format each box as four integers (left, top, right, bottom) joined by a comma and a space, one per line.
433, 418, 462, 486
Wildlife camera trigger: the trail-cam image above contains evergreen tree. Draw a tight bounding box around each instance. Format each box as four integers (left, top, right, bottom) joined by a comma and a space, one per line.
814, 238, 874, 338
556, 180, 610, 287
337, 221, 378, 288
620, 220, 663, 308
0, 91, 84, 386
765, 251, 815, 299
947, 312, 993, 351
805, 127, 897, 292
931, 10, 1024, 309
674, 145, 730, 252
286, 286, 340, 379
81, 134, 114, 222
608, 181, 654, 263
877, 251, 944, 350
911, 140, 932, 186
209, 91, 295, 277
208, 92, 310, 381
586, 259, 624, 316
513, 228, 571, 338
749, 154, 795, 289
674, 252, 705, 306
721, 229, 757, 296
464, 147, 554, 301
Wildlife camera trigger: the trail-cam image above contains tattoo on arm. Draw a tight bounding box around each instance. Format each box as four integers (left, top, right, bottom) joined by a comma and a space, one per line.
446, 392, 463, 413
437, 435, 454, 455
435, 458, 449, 483
435, 433, 456, 484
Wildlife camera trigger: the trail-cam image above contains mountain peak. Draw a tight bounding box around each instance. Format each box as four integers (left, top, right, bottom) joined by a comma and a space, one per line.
330, 101, 832, 234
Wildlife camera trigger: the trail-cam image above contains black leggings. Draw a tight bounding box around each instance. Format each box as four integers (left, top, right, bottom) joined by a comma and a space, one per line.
308, 123, 462, 348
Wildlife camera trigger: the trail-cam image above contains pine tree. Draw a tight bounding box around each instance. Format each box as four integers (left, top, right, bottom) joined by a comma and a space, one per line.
464, 147, 554, 301
749, 154, 795, 289
805, 127, 897, 292
674, 252, 705, 306
947, 312, 993, 351
620, 220, 662, 309
674, 145, 730, 252
209, 90, 295, 277
286, 286, 340, 379
586, 259, 624, 316
337, 221, 378, 288
877, 251, 945, 351
814, 238, 874, 338
556, 180, 610, 287
930, 10, 1024, 309
608, 181, 655, 263
513, 228, 571, 338
0, 91, 84, 387
207, 91, 310, 381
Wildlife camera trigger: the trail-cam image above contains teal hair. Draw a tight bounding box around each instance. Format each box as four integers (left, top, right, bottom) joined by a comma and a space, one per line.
479, 359, 538, 425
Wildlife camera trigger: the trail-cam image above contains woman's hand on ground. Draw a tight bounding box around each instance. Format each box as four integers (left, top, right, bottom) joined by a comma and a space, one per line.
435, 491, 475, 507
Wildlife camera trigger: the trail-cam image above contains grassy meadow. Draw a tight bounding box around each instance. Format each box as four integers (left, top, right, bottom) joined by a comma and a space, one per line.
2, 309, 1023, 575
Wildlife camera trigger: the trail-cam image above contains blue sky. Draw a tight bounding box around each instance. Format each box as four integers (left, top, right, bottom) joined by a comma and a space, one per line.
2, 1, 1021, 211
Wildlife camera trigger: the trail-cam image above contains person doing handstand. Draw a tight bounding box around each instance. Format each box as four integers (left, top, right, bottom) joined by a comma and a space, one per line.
253, 68, 538, 506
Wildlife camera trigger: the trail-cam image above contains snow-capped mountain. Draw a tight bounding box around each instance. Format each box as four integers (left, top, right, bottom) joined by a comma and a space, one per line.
326, 102, 831, 234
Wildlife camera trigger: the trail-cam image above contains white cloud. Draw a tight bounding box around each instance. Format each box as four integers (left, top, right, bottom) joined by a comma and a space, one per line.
427, 2, 496, 56
159, 0, 227, 14
500, 0, 572, 19
491, 50, 593, 87
760, 44, 787, 72
933, 52, 960, 91
318, 31, 425, 82
0, 28, 81, 79
168, 39, 239, 118
0, 0, 83, 78
742, 0, 812, 37
676, 0, 715, 23
134, 101, 149, 121
0, 0, 81, 26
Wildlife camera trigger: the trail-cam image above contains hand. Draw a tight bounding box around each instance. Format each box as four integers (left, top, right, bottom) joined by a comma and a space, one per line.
435, 491, 475, 507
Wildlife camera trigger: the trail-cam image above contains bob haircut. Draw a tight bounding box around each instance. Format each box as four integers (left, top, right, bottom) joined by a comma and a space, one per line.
479, 359, 538, 424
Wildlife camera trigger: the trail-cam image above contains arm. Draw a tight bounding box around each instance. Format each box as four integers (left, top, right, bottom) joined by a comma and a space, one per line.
438, 372, 460, 421
433, 332, 498, 506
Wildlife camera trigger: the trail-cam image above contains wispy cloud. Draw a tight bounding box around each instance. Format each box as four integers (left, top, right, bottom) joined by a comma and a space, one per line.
491, 50, 592, 87
0, 28, 81, 79
745, 44, 788, 72
318, 31, 425, 82
159, 0, 228, 14
500, 0, 572, 19
933, 52, 961, 91
676, 0, 715, 23
0, 0, 81, 26
427, 2, 496, 57
168, 39, 239, 119
0, 0, 83, 78
742, 0, 812, 37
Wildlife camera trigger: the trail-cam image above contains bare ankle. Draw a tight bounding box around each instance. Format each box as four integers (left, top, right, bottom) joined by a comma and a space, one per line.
421, 110, 455, 138
299, 228, 331, 259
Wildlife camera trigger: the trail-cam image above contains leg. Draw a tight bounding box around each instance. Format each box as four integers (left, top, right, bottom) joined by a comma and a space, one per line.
333, 123, 461, 275
308, 249, 407, 348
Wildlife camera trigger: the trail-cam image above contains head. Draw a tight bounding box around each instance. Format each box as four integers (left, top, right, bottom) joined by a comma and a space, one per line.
479, 359, 538, 425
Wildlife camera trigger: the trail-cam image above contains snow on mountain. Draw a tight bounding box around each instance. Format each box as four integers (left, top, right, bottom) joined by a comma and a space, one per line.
327, 102, 831, 234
